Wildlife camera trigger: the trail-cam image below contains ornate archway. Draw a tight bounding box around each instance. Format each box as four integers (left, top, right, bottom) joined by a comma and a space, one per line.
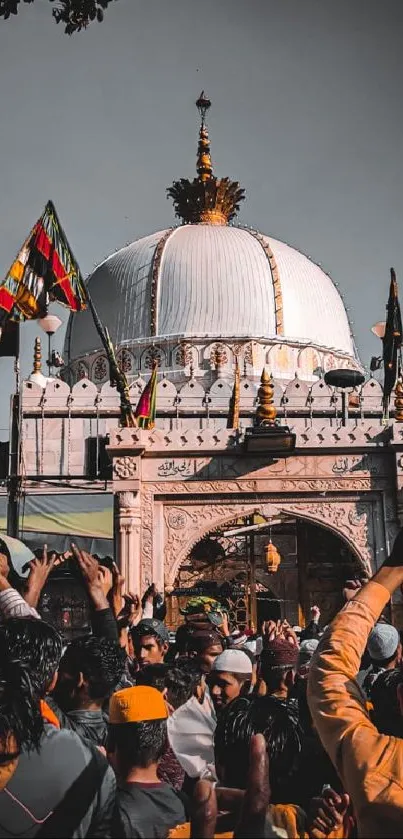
164, 498, 373, 589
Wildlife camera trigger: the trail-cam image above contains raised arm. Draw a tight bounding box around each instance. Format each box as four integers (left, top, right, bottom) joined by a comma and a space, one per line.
308, 530, 403, 815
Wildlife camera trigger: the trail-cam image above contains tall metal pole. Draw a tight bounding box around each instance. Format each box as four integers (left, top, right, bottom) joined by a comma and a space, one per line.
250, 531, 257, 631
7, 326, 21, 538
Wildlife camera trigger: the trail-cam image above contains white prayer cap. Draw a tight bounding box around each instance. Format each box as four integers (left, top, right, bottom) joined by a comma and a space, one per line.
211, 649, 253, 676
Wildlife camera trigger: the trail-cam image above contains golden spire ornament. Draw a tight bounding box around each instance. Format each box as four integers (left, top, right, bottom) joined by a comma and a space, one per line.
32, 336, 42, 375
395, 374, 403, 422
255, 368, 277, 426
196, 92, 213, 183
167, 92, 245, 225
29, 336, 48, 388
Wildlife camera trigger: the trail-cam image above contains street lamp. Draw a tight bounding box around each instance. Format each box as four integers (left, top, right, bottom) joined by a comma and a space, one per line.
324, 368, 365, 426
39, 313, 62, 377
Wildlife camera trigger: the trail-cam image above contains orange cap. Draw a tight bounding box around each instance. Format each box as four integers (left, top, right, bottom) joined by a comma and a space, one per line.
109, 686, 168, 724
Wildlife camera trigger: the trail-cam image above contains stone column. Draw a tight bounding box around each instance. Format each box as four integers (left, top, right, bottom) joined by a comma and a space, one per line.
115, 491, 142, 595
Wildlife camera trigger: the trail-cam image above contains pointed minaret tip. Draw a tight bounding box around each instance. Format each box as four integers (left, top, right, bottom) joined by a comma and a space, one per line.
29, 336, 48, 388
167, 92, 245, 225
196, 92, 213, 183
255, 368, 277, 426
32, 336, 42, 375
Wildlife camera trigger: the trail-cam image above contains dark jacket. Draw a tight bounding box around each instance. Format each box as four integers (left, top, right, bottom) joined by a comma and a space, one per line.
46, 699, 109, 747
0, 724, 116, 838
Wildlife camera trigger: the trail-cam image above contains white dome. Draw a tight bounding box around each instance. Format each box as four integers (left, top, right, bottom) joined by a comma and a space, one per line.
66, 224, 356, 363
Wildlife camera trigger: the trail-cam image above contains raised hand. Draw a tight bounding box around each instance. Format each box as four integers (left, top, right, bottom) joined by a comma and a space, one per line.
309, 787, 351, 838
191, 780, 218, 838
110, 561, 125, 618
71, 543, 108, 610
117, 591, 142, 628
261, 620, 279, 645
234, 734, 271, 838
24, 545, 57, 608
97, 564, 113, 597
311, 605, 321, 622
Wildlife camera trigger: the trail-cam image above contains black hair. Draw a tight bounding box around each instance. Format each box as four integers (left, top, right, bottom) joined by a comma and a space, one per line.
370, 667, 403, 736
59, 637, 125, 701
131, 624, 167, 649
0, 618, 62, 698
214, 695, 302, 802
0, 538, 11, 566
260, 661, 294, 694
109, 720, 167, 769
0, 624, 45, 763
135, 660, 203, 709
185, 629, 224, 655
136, 664, 169, 694
0, 538, 21, 590
165, 660, 204, 709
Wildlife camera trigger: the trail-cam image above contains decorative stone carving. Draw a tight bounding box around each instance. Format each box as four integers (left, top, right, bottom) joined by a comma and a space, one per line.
164, 503, 253, 584
117, 349, 134, 374
93, 355, 108, 382
163, 497, 375, 587
279, 479, 372, 492
143, 347, 164, 369
154, 480, 258, 494
275, 500, 372, 574
76, 361, 88, 380
141, 486, 154, 584
210, 343, 228, 366
118, 491, 138, 509
244, 343, 254, 366
175, 343, 193, 368
166, 508, 189, 530
114, 457, 137, 479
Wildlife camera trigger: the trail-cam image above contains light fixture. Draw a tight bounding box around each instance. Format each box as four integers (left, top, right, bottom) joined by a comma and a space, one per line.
324, 368, 365, 426
264, 539, 281, 573
39, 314, 62, 376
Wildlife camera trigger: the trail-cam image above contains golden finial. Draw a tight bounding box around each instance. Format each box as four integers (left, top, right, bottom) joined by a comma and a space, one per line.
255, 368, 277, 426
167, 93, 245, 225
395, 374, 403, 422
196, 92, 213, 183
29, 336, 48, 388
32, 337, 42, 374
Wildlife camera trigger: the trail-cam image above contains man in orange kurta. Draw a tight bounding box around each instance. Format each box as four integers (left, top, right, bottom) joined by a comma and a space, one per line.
308, 530, 403, 838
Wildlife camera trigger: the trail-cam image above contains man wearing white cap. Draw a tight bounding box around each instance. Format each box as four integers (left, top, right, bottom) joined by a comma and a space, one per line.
207, 649, 253, 715
363, 623, 402, 696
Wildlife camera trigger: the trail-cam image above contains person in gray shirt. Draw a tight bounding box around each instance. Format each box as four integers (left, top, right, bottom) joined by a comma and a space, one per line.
0, 618, 116, 838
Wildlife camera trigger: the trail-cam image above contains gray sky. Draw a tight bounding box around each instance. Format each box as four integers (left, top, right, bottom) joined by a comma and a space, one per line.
0, 0, 402, 433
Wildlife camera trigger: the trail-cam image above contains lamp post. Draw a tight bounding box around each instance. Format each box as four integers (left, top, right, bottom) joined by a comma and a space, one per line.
324, 369, 365, 426
39, 313, 62, 376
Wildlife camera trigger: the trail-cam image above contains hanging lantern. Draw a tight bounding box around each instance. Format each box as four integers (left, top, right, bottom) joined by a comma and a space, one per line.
264, 540, 281, 573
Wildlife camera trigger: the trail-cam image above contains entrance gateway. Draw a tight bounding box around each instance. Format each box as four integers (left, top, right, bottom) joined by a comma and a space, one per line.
108, 422, 400, 629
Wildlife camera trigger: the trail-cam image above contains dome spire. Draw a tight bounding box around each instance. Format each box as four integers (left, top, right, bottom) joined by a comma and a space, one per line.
167, 93, 245, 225
196, 91, 213, 182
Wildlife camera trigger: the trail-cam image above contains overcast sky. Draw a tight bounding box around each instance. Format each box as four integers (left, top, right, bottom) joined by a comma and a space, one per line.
0, 0, 402, 433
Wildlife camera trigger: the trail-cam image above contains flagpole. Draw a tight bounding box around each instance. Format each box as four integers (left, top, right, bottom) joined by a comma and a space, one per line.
85, 289, 136, 427
7, 323, 21, 538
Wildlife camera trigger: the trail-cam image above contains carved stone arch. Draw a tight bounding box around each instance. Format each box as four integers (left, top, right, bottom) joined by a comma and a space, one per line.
164, 497, 373, 588
271, 502, 373, 576
164, 503, 258, 588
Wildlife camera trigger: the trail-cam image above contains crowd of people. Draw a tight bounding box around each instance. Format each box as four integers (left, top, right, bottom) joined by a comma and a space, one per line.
2, 531, 403, 837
